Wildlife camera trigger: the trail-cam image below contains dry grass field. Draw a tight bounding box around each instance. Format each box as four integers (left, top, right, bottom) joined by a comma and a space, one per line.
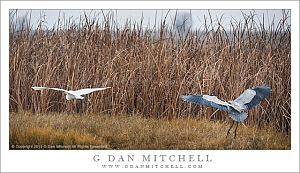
10, 112, 290, 150
9, 10, 291, 149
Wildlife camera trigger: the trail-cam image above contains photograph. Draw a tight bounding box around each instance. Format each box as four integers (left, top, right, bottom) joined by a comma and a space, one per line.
9, 9, 291, 150
1, 1, 299, 172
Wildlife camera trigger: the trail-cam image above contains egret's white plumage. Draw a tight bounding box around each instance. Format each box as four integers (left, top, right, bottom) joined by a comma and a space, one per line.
32, 86, 111, 100
181, 85, 271, 138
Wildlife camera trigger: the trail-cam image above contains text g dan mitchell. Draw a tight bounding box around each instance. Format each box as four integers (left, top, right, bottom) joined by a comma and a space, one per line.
93, 154, 212, 163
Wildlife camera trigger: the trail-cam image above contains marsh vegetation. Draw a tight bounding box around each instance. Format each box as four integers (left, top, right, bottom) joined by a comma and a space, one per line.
9, 10, 291, 149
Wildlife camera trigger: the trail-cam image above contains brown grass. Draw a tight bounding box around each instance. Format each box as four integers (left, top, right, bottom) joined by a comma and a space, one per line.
9, 10, 291, 134
10, 112, 290, 150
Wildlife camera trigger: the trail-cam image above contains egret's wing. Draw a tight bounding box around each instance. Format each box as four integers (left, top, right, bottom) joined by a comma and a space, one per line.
32, 86, 67, 92
74, 87, 111, 96
233, 85, 271, 110
181, 95, 231, 111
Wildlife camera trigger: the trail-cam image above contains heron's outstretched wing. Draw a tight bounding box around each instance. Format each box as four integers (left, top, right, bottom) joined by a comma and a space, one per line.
32, 87, 68, 93
233, 85, 271, 110
74, 87, 111, 96
181, 95, 231, 111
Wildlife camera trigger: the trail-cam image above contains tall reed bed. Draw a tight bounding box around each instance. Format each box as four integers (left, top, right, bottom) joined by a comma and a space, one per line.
9, 11, 291, 133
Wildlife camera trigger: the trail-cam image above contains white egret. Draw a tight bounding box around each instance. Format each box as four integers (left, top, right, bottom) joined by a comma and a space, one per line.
32, 86, 111, 100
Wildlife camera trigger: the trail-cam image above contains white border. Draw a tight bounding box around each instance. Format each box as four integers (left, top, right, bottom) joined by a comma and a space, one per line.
1, 1, 299, 172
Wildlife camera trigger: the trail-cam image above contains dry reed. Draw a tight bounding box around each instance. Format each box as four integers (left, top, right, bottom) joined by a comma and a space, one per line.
9, 10, 291, 133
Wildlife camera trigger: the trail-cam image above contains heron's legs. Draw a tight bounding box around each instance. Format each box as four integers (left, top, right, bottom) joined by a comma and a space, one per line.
226, 121, 235, 138
234, 123, 239, 138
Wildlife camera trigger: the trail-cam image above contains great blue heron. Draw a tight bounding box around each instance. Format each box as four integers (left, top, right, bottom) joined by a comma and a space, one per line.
181, 85, 271, 138
32, 86, 111, 100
